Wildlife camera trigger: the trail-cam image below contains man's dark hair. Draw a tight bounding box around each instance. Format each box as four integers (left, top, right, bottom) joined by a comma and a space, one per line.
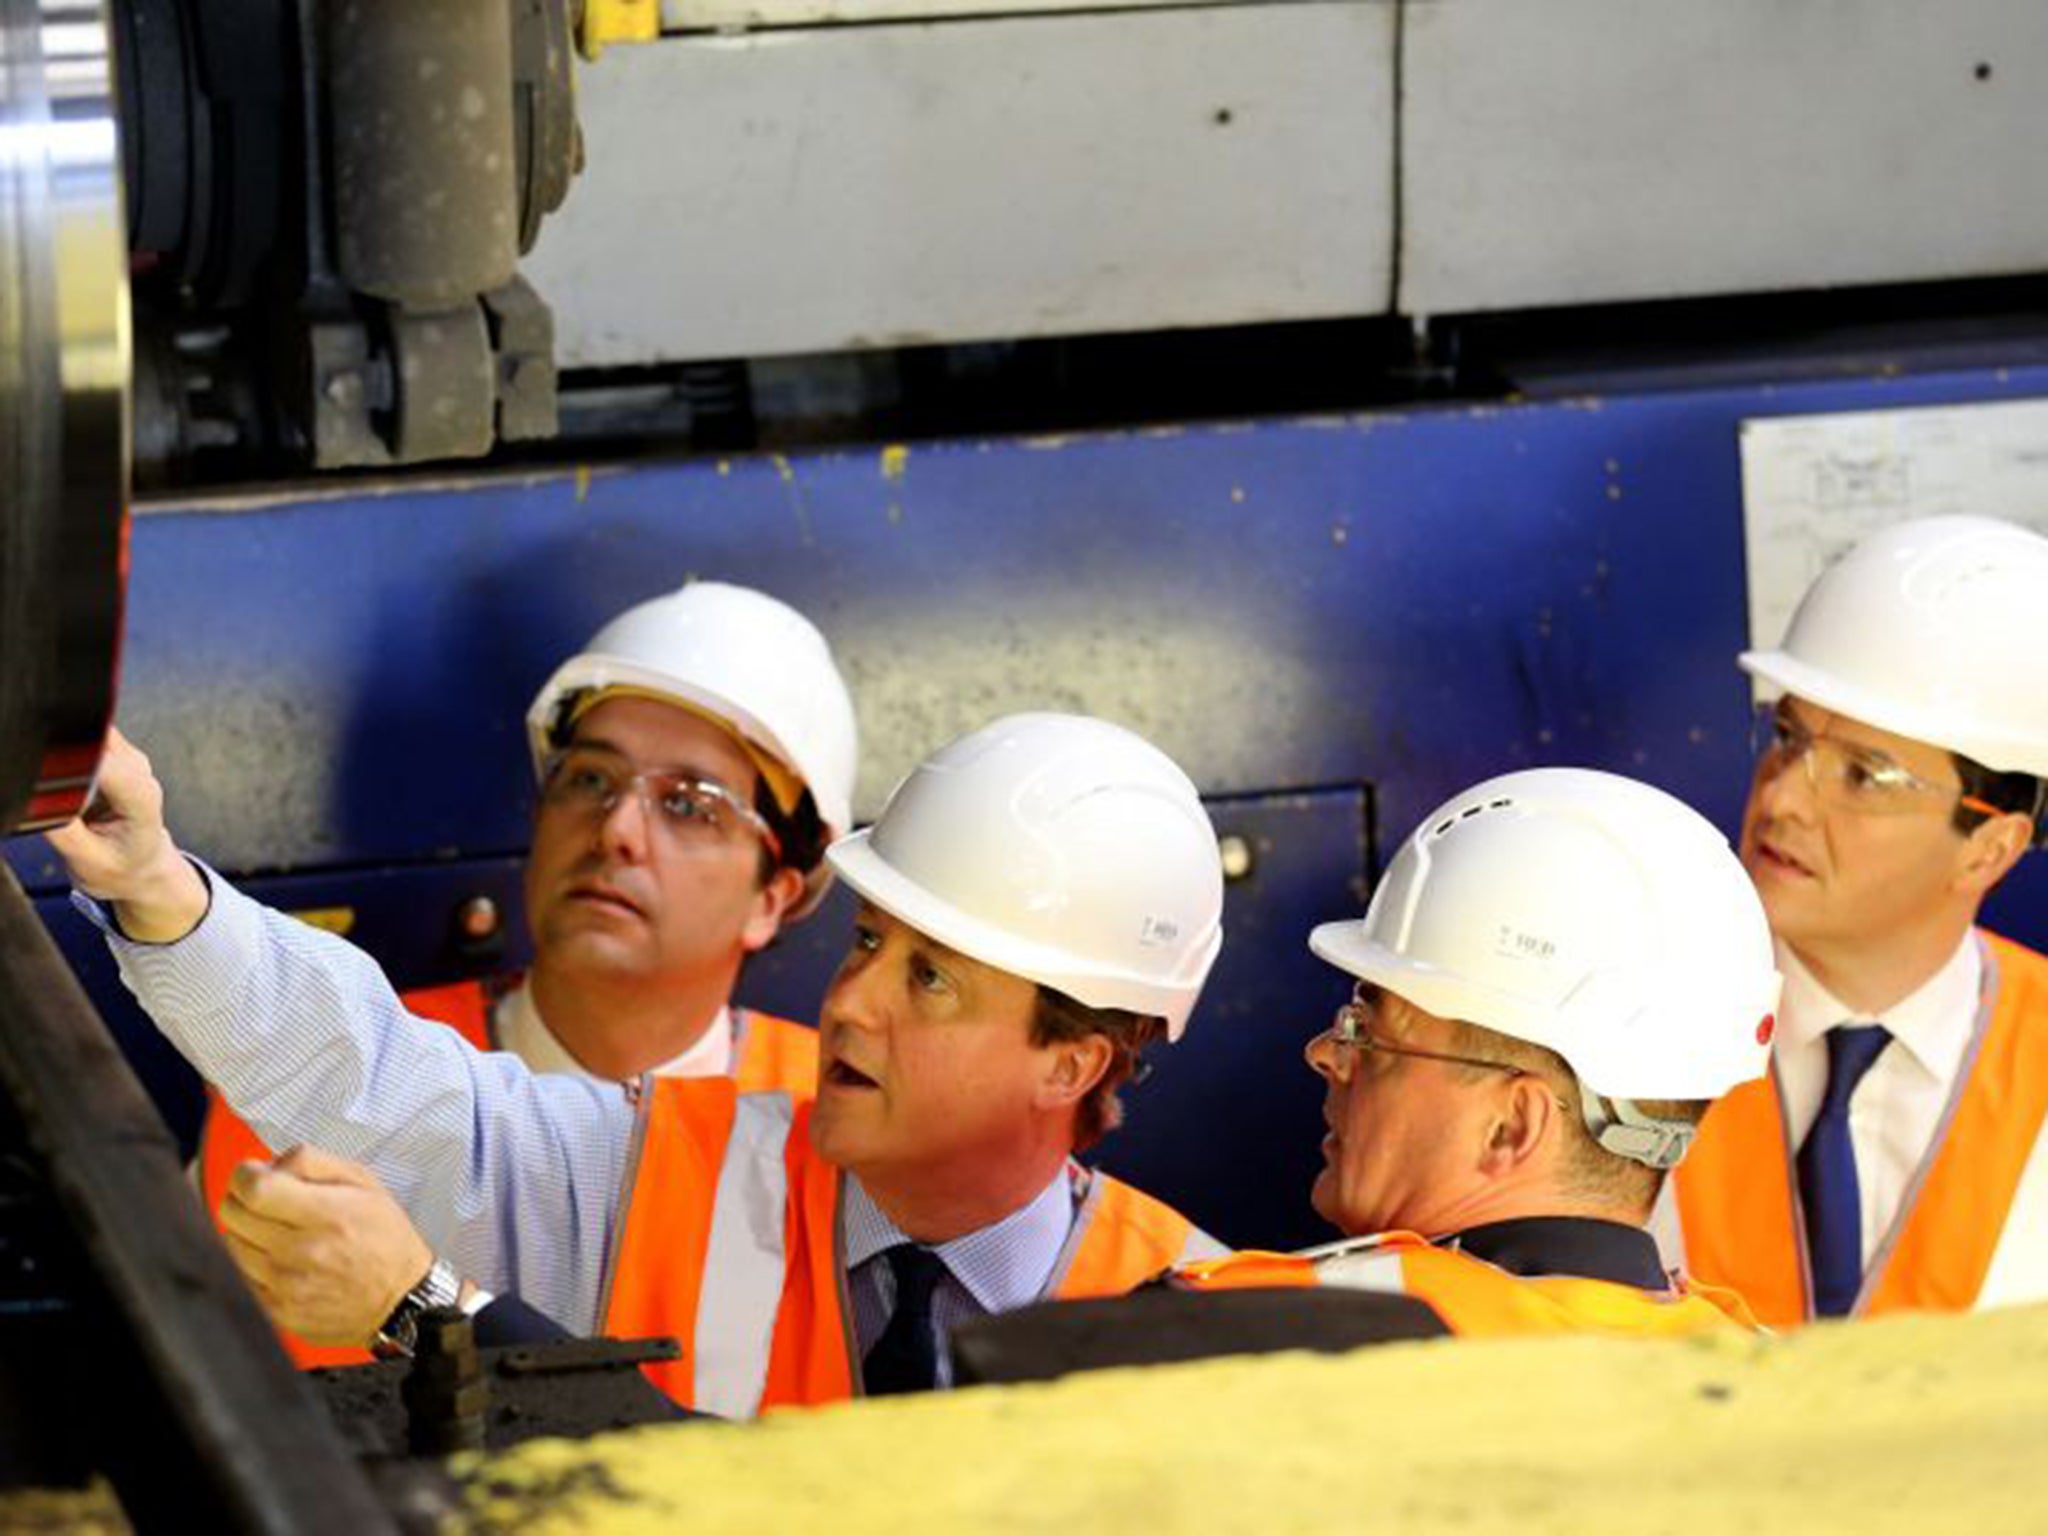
1030, 988, 1167, 1152
753, 782, 829, 889
1950, 752, 2046, 844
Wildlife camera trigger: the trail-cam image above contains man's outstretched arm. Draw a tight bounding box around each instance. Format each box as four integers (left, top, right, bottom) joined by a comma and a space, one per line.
46, 729, 635, 1332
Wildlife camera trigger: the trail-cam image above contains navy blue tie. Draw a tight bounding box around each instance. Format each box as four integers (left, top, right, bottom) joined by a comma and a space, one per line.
862, 1243, 948, 1396
1798, 1024, 1891, 1318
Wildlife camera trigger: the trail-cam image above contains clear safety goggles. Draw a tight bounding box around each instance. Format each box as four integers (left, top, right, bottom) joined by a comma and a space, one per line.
540, 745, 782, 860
1751, 704, 2002, 820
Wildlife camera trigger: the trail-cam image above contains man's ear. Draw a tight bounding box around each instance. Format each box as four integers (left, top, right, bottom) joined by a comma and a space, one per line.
1038, 1033, 1115, 1112
742, 865, 809, 952
1955, 812, 2031, 901
1477, 1075, 1556, 1178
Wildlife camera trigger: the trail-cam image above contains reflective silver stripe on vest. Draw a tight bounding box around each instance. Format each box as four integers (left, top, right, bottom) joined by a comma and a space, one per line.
594, 1077, 657, 1335
1177, 1226, 1229, 1265
1300, 1234, 1409, 1295
1845, 933, 2002, 1317
1979, 937, 2048, 1310
1042, 1165, 1104, 1293
1980, 1121, 2048, 1307
693, 1091, 797, 1420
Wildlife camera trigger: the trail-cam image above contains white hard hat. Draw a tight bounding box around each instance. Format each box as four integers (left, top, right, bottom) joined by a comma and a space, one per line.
1741, 514, 2048, 780
1310, 769, 1779, 1158
826, 713, 1224, 1040
527, 581, 859, 917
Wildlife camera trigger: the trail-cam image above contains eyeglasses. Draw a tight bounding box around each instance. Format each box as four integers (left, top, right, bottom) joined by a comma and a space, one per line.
1319, 1000, 1525, 1080
540, 746, 782, 859
1752, 705, 2000, 819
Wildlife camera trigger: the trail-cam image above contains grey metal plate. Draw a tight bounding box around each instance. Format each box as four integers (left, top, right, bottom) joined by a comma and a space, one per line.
530, 3, 1395, 364
1402, 0, 2048, 314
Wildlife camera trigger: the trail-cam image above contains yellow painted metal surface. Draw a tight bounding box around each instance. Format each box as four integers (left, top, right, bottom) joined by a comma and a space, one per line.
283, 906, 355, 937
578, 0, 660, 61
0, 1479, 128, 1532
457, 1303, 2048, 1533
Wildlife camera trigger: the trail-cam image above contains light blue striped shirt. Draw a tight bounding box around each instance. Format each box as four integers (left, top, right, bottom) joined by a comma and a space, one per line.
81, 863, 1086, 1359
842, 1167, 1075, 1389
82, 865, 636, 1333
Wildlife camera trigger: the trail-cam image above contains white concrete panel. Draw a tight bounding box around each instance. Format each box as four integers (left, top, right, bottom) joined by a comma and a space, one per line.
1402, 0, 2048, 315
529, 4, 1395, 366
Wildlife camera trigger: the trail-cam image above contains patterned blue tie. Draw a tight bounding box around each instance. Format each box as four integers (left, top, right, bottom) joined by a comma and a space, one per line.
1797, 1024, 1891, 1318
862, 1243, 948, 1395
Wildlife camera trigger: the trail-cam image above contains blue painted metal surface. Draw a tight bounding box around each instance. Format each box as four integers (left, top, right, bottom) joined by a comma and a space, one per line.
10, 359, 2048, 1247
1086, 789, 1366, 1250
15, 364, 2048, 896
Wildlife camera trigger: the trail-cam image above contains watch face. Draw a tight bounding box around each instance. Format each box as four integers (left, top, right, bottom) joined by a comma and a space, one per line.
374, 1311, 418, 1360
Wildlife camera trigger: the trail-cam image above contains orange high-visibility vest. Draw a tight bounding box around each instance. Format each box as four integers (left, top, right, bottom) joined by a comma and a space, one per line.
1176, 1231, 1758, 1338
600, 1076, 1221, 1417
729, 1005, 822, 1096
1674, 931, 2048, 1326
197, 980, 818, 1367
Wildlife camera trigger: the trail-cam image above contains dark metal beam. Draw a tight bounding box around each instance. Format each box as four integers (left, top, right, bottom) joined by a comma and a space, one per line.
0, 868, 393, 1532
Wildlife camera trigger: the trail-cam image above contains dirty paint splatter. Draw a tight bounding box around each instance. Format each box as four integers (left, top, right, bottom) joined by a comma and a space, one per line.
770, 454, 816, 546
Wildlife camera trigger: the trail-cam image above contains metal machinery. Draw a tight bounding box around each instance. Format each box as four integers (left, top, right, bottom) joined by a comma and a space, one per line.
3, 0, 2048, 1526
118, 0, 576, 479
0, 0, 599, 1524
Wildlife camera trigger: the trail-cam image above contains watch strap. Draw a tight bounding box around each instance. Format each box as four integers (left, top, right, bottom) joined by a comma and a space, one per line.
373, 1257, 463, 1358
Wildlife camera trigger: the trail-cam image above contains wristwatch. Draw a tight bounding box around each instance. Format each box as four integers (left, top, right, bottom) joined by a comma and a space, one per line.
373, 1257, 470, 1359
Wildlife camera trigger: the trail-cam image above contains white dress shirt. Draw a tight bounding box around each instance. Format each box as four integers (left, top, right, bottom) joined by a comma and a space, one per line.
492, 981, 735, 1082
1770, 934, 1982, 1272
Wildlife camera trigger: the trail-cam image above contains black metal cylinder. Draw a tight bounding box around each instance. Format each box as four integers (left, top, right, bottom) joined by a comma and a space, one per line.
111, 0, 294, 308
324, 0, 519, 311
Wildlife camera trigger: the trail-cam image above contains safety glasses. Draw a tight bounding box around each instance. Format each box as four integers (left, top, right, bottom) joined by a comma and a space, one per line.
1321, 999, 1525, 1080
540, 746, 782, 859
1751, 704, 2001, 819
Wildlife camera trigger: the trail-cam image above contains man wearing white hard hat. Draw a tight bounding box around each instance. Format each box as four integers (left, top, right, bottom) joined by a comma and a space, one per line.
1671, 515, 2048, 1324
50, 712, 1226, 1410
190, 581, 858, 1365
1179, 768, 1776, 1337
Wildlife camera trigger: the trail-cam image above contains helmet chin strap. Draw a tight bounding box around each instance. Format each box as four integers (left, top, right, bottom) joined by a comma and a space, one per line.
1577, 1086, 1695, 1172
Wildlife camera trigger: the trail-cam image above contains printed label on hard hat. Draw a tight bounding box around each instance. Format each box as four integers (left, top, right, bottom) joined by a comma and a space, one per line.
1138, 915, 1181, 948
1493, 925, 1557, 962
